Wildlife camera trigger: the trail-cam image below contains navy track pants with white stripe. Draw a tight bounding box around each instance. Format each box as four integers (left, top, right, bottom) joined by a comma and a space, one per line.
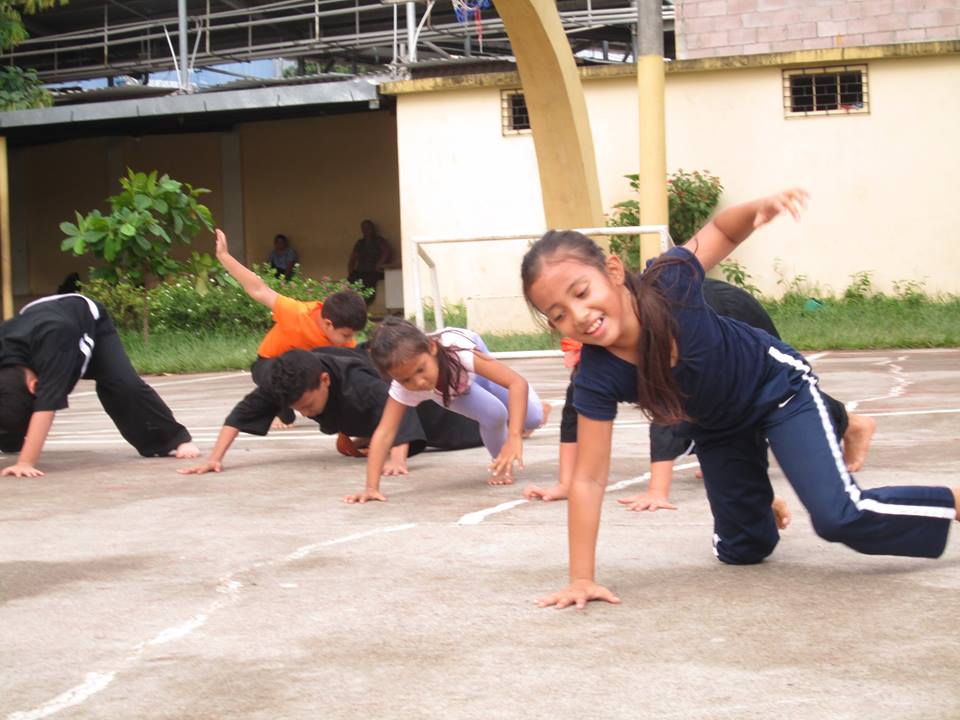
699, 381, 954, 564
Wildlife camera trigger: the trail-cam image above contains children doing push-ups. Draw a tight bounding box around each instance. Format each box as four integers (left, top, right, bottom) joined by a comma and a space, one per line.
521, 188, 959, 611
344, 318, 548, 503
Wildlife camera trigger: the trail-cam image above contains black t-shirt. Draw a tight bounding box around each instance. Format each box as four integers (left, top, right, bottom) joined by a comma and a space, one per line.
0, 294, 100, 412
573, 247, 811, 433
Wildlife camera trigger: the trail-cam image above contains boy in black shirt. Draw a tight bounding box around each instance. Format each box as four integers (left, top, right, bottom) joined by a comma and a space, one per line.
0, 294, 197, 477
178, 346, 482, 477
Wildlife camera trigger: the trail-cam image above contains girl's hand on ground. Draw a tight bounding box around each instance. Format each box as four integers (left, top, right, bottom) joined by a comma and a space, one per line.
177, 460, 222, 475
536, 579, 622, 610
1, 463, 44, 478
753, 188, 809, 228
381, 459, 408, 476
489, 437, 523, 481
617, 492, 677, 512
523, 483, 568, 501
344, 489, 387, 504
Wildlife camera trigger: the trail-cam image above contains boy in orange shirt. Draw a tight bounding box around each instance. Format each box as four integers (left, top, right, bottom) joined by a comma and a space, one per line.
214, 229, 367, 427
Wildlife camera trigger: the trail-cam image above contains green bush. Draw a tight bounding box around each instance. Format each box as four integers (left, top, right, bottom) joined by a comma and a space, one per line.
608, 170, 724, 270
81, 259, 372, 334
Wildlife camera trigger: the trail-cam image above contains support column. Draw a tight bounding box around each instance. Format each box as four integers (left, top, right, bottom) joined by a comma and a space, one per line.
0, 136, 12, 319
220, 130, 246, 263
494, 0, 605, 232
637, 0, 669, 264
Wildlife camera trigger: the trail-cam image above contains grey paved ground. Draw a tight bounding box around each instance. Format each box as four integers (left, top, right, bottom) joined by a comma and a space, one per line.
2, 349, 959, 720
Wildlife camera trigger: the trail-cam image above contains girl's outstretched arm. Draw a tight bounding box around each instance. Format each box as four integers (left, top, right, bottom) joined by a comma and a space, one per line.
537, 416, 622, 610
345, 397, 406, 504
686, 188, 809, 272
473, 354, 529, 480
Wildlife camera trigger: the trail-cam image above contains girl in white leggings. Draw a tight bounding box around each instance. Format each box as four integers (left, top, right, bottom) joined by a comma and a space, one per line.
344, 318, 545, 504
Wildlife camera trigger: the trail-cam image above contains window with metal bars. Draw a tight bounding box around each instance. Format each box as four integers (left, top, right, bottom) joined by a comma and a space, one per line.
783, 65, 868, 117
501, 90, 531, 135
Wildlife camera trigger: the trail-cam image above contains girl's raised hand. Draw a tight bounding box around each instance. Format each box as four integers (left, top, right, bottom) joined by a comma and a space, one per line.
536, 579, 622, 610
214, 228, 230, 259
753, 188, 809, 228
489, 436, 523, 484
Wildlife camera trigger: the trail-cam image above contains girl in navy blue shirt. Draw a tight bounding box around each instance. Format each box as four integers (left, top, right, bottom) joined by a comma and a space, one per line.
521, 188, 958, 611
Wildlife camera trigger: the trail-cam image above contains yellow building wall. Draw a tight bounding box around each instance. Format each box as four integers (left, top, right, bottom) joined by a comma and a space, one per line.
395, 54, 960, 320
15, 137, 112, 297
240, 112, 401, 283
11, 111, 399, 302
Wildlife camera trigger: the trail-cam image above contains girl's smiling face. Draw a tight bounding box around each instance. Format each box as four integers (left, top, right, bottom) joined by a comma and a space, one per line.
389, 345, 440, 392
526, 254, 636, 350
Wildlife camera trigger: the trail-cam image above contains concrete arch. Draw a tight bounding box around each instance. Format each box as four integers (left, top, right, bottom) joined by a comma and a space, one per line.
494, 0, 605, 231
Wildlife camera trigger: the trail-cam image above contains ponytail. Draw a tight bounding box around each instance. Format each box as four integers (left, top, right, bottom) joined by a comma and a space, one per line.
624, 263, 689, 425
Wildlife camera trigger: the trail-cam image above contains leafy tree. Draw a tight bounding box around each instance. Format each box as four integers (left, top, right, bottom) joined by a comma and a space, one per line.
0, 1, 68, 111
60, 169, 215, 342
607, 170, 724, 270
0, 66, 51, 110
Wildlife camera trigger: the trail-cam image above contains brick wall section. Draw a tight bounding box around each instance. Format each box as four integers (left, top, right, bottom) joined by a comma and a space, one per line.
675, 0, 960, 59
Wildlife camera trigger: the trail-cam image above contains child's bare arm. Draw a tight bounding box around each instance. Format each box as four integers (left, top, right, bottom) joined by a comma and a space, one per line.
618, 460, 679, 512
178, 425, 239, 474
473, 354, 528, 479
685, 188, 808, 272
345, 398, 405, 504
1, 410, 55, 477
537, 416, 622, 610
215, 229, 279, 309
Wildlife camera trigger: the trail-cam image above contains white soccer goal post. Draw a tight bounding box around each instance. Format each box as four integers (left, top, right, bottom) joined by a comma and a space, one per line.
411, 225, 671, 331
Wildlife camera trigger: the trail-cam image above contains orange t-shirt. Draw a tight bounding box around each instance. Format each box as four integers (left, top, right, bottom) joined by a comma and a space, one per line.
256, 295, 356, 358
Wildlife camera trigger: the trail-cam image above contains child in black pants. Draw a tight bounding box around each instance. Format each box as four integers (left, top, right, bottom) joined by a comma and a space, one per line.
0, 294, 197, 477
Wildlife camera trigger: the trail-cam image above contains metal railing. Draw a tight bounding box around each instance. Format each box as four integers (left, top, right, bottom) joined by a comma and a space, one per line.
411, 225, 670, 330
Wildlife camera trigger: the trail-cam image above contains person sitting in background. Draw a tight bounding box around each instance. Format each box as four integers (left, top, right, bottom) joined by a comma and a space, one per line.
268, 233, 298, 281
347, 219, 392, 305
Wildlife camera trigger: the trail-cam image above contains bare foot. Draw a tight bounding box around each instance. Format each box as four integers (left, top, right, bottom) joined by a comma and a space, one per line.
270, 416, 295, 430
523, 483, 568, 501
842, 413, 876, 473
953, 487, 960, 522
175, 442, 200, 459
772, 495, 791, 530
523, 402, 553, 439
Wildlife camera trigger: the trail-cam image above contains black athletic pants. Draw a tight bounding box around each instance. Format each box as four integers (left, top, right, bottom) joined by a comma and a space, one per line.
85, 314, 192, 456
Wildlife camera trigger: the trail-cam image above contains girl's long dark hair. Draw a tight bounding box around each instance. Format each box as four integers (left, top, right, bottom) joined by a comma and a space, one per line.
521, 230, 689, 425
368, 317, 468, 407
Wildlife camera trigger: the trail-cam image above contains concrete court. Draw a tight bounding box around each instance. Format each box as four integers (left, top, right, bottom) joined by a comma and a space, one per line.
1, 348, 959, 720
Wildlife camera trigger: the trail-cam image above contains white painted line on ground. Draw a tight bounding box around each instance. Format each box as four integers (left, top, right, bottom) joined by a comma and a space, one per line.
606, 462, 700, 492
147, 614, 208, 645
805, 352, 829, 362
69, 372, 249, 398
5, 523, 418, 720
457, 499, 528, 525
6, 673, 117, 720
286, 523, 417, 560
860, 407, 960, 418
454, 461, 702, 525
